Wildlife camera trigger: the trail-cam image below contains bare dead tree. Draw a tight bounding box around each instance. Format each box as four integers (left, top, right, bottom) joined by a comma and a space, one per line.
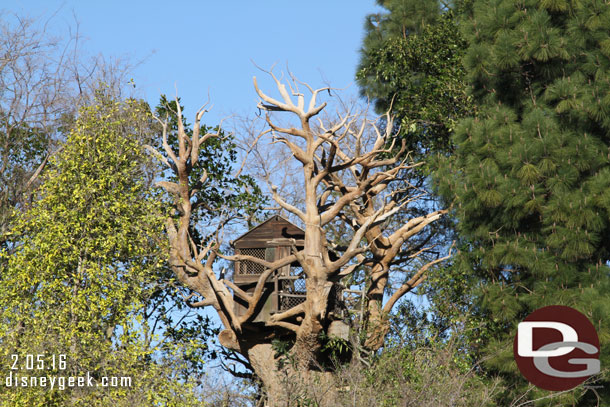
148, 71, 450, 405
0, 14, 72, 239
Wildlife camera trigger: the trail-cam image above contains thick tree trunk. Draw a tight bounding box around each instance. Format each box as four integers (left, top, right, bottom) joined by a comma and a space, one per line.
293, 276, 332, 365
248, 344, 288, 406
248, 343, 337, 407
364, 299, 390, 351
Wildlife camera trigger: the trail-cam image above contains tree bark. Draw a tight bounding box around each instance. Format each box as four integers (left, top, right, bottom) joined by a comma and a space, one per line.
248, 344, 288, 407
248, 343, 338, 407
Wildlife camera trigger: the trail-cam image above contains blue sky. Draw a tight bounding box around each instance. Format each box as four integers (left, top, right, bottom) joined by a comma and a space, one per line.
7, 1, 383, 123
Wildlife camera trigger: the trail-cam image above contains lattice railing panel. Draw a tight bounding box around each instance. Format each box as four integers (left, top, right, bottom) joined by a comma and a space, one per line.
279, 277, 306, 311
238, 248, 266, 275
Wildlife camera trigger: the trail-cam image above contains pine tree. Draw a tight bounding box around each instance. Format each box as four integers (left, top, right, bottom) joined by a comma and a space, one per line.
436, 0, 610, 404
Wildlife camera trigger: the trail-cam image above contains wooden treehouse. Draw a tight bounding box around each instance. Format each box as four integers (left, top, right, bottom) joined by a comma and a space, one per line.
231, 215, 308, 324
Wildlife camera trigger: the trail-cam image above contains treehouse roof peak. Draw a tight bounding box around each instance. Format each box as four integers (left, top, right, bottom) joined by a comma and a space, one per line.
231, 215, 305, 249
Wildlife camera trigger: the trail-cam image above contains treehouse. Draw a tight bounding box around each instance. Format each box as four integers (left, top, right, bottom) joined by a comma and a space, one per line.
231, 215, 307, 323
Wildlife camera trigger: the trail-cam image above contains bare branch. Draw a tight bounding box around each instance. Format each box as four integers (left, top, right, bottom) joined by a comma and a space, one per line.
383, 244, 455, 314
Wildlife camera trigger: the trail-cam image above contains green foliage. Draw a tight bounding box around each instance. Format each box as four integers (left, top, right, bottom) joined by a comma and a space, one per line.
435, 0, 610, 404
271, 338, 294, 359
153, 96, 266, 247
319, 331, 351, 366
0, 95, 206, 406
321, 335, 350, 357
357, 1, 471, 155
272, 338, 298, 371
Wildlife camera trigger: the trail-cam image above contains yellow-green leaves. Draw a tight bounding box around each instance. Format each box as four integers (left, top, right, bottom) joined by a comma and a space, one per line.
0, 95, 202, 406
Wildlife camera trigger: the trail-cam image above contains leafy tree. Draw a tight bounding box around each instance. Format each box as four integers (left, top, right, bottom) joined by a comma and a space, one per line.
0, 95, 206, 406
356, 0, 471, 155
435, 0, 610, 404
